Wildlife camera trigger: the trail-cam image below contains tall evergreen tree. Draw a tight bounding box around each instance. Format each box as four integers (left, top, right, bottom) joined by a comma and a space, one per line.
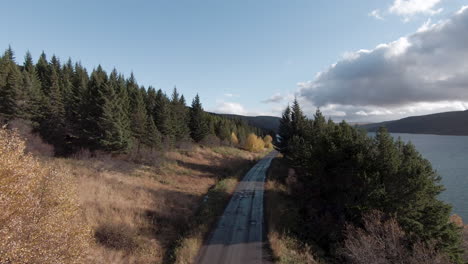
143, 115, 162, 149
21, 51, 44, 121
189, 94, 209, 142
127, 75, 148, 150
81, 65, 109, 149
277, 105, 292, 153
38, 67, 67, 154
153, 89, 173, 136
170, 87, 189, 140
97, 70, 131, 152
36, 52, 51, 94
0, 49, 21, 119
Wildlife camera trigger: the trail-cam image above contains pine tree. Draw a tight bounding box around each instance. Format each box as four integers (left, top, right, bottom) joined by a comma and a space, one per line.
21, 51, 44, 121
291, 98, 307, 137
36, 52, 51, 94
97, 71, 131, 152
38, 67, 67, 154
189, 94, 209, 142
81, 65, 108, 149
153, 89, 173, 136
170, 87, 189, 141
143, 116, 162, 149
278, 105, 293, 154
127, 75, 148, 150
0, 49, 21, 119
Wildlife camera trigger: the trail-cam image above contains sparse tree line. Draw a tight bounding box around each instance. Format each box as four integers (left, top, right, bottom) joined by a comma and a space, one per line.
277, 100, 463, 263
0, 47, 264, 155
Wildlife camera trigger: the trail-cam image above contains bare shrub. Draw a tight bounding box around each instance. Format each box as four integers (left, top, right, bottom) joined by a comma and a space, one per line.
450, 214, 464, 227
175, 136, 195, 151
462, 226, 468, 261
340, 211, 450, 264
7, 118, 54, 156
94, 223, 139, 251
0, 128, 91, 263
200, 134, 221, 147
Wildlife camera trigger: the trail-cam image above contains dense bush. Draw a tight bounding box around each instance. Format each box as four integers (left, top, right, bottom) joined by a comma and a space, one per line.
0, 128, 90, 263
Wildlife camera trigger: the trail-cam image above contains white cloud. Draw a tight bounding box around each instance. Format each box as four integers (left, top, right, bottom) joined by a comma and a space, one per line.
298, 6, 468, 121
224, 93, 239, 98
213, 101, 248, 115
369, 9, 384, 20
389, 0, 443, 16
457, 5, 468, 15
262, 93, 284, 104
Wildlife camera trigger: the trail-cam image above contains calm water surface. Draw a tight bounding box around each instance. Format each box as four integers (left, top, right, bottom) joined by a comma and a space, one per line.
372, 133, 468, 220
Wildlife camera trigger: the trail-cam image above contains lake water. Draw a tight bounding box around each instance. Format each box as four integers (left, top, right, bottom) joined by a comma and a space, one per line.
373, 133, 468, 220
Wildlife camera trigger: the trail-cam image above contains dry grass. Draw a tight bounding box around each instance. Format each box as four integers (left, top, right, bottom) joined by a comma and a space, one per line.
173, 177, 240, 264
1, 120, 263, 263
265, 157, 319, 264
0, 127, 91, 264
56, 145, 259, 263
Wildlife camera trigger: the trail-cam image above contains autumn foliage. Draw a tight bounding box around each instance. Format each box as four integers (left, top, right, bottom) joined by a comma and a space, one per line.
263, 135, 273, 149
0, 128, 90, 263
230, 132, 239, 145
244, 133, 265, 152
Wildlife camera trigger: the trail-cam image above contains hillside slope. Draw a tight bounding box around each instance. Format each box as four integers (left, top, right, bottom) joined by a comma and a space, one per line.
361, 110, 468, 136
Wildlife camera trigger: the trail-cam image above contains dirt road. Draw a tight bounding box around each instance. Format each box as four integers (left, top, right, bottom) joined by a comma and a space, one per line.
196, 150, 277, 264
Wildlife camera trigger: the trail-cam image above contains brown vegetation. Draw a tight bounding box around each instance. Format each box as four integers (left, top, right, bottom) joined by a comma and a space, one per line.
340, 211, 451, 264
0, 119, 262, 263
61, 145, 259, 263
0, 127, 91, 264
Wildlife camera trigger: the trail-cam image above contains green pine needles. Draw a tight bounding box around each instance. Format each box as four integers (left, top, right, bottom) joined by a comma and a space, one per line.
0, 47, 263, 156
277, 100, 463, 263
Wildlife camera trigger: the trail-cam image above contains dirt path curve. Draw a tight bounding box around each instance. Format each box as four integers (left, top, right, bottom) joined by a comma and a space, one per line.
196, 150, 277, 264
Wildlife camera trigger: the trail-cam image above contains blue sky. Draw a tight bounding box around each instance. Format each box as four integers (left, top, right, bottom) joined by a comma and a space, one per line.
2, 0, 468, 121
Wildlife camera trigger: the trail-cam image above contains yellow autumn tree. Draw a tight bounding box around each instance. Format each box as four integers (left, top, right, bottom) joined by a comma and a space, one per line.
0, 128, 90, 264
244, 133, 265, 152
230, 132, 239, 145
263, 135, 273, 149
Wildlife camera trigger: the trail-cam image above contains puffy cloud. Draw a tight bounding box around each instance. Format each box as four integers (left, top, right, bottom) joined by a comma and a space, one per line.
213, 101, 248, 115
307, 101, 467, 122
369, 9, 384, 20
389, 0, 443, 16
262, 93, 284, 104
299, 6, 468, 116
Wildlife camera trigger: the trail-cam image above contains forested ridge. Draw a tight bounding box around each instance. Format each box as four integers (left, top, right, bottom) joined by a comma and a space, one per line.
276, 100, 463, 263
0, 47, 264, 155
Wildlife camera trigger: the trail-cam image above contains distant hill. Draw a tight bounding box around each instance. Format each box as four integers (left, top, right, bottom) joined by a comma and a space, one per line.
361, 110, 468, 136
217, 114, 281, 133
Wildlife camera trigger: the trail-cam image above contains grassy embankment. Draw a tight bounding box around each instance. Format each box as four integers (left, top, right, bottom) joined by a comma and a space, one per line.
1, 122, 269, 264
